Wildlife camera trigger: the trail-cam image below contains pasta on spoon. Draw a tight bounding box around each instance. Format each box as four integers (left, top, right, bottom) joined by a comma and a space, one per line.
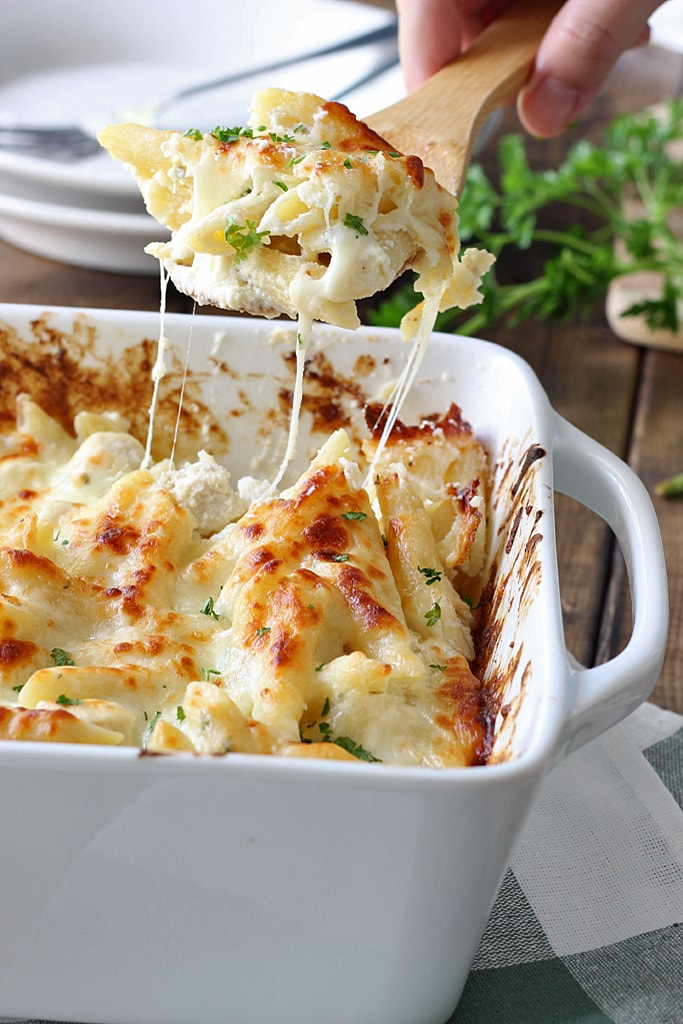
98, 88, 493, 473
98, 87, 492, 332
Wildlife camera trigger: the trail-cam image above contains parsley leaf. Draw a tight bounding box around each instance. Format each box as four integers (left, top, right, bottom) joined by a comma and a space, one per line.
145, 710, 162, 739
344, 213, 369, 236
341, 511, 367, 521
200, 597, 220, 620
301, 697, 381, 761
367, 99, 683, 339
224, 217, 269, 263
333, 736, 382, 762
418, 565, 442, 586
50, 647, 74, 666
424, 601, 442, 628
211, 125, 254, 143
55, 693, 82, 706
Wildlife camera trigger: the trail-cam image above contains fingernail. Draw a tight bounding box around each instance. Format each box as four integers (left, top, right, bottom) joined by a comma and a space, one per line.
521, 75, 581, 137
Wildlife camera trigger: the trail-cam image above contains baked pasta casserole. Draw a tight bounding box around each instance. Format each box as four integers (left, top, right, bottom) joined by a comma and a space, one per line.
0, 90, 495, 765
0, 393, 489, 767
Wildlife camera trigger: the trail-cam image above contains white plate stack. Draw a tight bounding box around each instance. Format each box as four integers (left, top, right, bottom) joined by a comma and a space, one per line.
0, 0, 400, 275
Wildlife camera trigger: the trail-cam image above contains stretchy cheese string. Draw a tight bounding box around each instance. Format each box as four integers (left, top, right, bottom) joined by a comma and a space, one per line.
142, 263, 171, 470
169, 301, 197, 470
270, 313, 312, 492
365, 290, 442, 489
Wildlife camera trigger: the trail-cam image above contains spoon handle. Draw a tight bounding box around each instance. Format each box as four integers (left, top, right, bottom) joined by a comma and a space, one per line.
367, 0, 563, 195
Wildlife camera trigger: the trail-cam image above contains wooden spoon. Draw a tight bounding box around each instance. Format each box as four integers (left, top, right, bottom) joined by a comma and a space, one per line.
366, 0, 563, 196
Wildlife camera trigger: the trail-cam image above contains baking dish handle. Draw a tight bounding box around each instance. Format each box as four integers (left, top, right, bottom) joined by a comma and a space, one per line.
552, 414, 668, 755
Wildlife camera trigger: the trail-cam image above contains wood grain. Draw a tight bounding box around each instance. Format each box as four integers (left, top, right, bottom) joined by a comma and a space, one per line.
485, 45, 683, 711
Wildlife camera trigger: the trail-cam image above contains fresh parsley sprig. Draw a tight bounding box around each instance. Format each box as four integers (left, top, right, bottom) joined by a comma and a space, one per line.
367, 99, 683, 337
50, 647, 74, 666
224, 217, 269, 263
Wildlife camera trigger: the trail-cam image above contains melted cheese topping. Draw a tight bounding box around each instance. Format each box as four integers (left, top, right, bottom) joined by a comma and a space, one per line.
0, 395, 489, 767
98, 88, 494, 475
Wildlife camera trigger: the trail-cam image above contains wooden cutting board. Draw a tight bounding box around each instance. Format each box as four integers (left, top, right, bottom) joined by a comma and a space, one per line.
605, 105, 683, 352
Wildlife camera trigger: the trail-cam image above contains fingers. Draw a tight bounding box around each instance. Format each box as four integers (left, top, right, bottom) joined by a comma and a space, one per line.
518, 0, 662, 137
395, 0, 494, 90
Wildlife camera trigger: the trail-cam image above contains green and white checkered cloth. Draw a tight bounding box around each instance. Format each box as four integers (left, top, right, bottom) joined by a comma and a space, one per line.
452, 702, 683, 1024
3, 702, 682, 1024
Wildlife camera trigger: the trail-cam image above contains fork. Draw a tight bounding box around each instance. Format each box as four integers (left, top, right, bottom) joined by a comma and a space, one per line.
0, 20, 398, 162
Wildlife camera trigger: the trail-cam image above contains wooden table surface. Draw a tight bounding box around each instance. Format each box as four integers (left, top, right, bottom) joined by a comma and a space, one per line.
0, 41, 681, 714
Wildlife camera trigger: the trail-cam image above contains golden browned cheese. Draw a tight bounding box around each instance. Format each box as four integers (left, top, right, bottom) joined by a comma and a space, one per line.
97, 87, 494, 333
0, 395, 490, 767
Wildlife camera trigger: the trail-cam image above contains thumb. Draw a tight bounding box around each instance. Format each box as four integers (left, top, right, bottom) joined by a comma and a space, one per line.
518, 0, 661, 137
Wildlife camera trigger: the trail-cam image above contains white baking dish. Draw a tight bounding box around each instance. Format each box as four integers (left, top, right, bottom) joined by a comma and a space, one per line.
0, 303, 668, 1024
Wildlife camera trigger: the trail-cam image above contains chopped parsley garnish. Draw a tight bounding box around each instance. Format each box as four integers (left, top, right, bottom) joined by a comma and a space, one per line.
184, 128, 203, 141
418, 565, 442, 586
288, 153, 306, 166
430, 663, 446, 672
224, 217, 269, 263
267, 131, 295, 143
55, 693, 82, 706
176, 706, 186, 722
343, 213, 369, 236
145, 710, 162, 737
300, 697, 381, 761
273, 180, 288, 191
11, 684, 23, 692
320, 140, 332, 150
211, 125, 255, 143
202, 667, 221, 681
424, 601, 442, 628
343, 158, 352, 169
53, 531, 68, 545
50, 647, 74, 666
315, 663, 325, 672
200, 597, 220, 620
256, 626, 271, 637
341, 511, 367, 521
333, 736, 382, 762
332, 554, 350, 562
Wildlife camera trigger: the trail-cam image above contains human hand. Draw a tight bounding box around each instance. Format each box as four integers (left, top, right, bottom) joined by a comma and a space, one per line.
395, 0, 663, 137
